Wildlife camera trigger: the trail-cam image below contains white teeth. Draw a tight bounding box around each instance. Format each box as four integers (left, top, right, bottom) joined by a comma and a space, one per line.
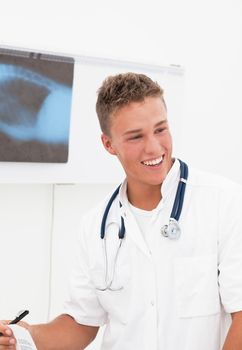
142, 156, 163, 166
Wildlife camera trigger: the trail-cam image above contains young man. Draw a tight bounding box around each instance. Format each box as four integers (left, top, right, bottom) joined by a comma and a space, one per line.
1, 73, 242, 349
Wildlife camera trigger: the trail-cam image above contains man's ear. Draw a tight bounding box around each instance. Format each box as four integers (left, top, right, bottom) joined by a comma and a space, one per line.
101, 134, 117, 155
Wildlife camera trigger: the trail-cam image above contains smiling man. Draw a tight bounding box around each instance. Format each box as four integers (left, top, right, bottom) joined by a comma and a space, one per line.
1, 72, 242, 350
100, 92, 173, 210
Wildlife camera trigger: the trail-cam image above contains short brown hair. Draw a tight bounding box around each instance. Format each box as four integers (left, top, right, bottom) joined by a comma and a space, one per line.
96, 72, 165, 135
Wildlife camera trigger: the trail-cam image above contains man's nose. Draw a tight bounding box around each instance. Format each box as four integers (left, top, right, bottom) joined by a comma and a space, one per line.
144, 136, 161, 154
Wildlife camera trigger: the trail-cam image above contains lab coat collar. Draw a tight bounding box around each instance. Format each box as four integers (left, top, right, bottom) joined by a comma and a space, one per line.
159, 157, 180, 204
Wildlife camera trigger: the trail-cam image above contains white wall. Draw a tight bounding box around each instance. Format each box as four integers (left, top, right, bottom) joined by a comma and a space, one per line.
0, 0, 241, 349
0, 185, 53, 323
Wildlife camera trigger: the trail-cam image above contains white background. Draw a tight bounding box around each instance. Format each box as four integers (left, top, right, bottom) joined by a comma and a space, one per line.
0, 1, 241, 349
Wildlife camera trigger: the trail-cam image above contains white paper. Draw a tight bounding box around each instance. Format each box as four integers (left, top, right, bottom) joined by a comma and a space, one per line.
9, 325, 37, 350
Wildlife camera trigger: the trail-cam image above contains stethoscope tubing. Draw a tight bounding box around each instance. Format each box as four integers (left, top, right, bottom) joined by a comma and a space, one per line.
97, 159, 188, 291
101, 187, 126, 240
101, 159, 188, 241
96, 238, 124, 291
171, 160, 188, 221
101, 185, 120, 239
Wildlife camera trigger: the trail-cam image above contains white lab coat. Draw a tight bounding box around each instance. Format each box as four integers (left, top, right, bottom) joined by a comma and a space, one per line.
64, 159, 242, 350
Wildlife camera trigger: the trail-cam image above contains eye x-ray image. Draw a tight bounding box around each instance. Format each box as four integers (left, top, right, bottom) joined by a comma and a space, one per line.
0, 48, 74, 163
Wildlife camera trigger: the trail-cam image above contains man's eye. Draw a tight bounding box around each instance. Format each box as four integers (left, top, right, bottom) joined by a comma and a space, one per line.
129, 135, 142, 140
155, 128, 166, 134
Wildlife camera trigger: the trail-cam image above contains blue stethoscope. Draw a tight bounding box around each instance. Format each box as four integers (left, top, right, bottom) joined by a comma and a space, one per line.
97, 159, 188, 291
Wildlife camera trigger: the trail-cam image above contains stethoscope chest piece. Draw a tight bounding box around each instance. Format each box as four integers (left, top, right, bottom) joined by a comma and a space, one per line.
161, 218, 181, 240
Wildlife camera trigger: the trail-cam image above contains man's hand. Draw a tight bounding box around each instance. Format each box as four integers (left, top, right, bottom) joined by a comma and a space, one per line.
0, 320, 30, 349
0, 321, 16, 349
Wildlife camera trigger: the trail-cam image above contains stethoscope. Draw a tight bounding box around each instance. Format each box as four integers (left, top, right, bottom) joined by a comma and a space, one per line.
96, 159, 188, 291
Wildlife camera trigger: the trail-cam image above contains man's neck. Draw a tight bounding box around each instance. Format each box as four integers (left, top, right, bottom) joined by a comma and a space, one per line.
127, 182, 162, 211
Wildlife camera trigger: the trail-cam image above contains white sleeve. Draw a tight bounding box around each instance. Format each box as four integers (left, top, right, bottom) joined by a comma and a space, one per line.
218, 185, 242, 314
63, 219, 108, 326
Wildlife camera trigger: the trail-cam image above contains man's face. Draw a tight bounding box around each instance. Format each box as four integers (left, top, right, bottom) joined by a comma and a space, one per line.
101, 96, 173, 190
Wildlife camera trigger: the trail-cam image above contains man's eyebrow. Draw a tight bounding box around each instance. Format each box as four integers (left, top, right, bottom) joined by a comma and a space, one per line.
154, 120, 168, 128
122, 120, 167, 136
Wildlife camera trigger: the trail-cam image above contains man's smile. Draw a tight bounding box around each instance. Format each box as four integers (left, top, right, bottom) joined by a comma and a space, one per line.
141, 155, 164, 166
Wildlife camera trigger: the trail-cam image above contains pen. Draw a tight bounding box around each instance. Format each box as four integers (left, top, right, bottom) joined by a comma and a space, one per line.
9, 310, 29, 324
0, 310, 29, 336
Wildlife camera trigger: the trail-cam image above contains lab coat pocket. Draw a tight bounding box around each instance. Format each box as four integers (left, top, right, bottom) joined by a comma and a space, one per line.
90, 265, 131, 325
174, 254, 221, 318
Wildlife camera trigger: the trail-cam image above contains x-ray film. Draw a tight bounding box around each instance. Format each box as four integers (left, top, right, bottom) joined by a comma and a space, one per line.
0, 48, 74, 163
